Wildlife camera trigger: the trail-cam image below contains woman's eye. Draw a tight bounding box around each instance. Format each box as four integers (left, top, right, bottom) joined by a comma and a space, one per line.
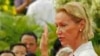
55, 23, 68, 27
61, 24, 67, 27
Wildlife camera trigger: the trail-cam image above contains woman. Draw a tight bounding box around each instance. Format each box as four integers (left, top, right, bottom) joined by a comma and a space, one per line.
40, 2, 98, 56
55, 2, 97, 56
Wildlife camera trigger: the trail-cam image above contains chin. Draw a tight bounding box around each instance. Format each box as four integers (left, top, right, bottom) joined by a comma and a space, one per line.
61, 42, 69, 47
61, 42, 65, 46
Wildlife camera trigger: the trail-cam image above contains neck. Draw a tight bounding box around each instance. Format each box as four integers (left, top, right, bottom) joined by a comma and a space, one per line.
72, 34, 88, 51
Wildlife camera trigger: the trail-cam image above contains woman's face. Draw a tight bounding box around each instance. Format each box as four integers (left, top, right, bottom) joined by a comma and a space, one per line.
55, 11, 82, 47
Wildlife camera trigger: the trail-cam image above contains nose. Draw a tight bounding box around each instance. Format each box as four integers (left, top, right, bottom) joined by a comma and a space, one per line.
56, 27, 62, 35
26, 44, 30, 49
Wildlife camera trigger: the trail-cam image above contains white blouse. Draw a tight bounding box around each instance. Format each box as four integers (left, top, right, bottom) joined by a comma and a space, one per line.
73, 41, 98, 56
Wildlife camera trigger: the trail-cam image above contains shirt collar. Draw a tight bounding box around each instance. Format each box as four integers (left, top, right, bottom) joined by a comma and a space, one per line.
73, 41, 93, 56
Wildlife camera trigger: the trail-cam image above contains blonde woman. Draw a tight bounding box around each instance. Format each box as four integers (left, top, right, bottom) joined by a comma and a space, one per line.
40, 2, 98, 56
55, 2, 98, 56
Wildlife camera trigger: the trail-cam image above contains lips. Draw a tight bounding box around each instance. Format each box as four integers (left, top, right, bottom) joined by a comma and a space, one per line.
58, 36, 64, 41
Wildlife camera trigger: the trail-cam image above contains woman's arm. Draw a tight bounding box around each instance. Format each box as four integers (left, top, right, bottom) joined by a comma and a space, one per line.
40, 25, 49, 56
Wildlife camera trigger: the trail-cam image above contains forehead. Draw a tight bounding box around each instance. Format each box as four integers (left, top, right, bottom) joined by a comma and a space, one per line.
21, 35, 36, 43
55, 11, 73, 23
13, 45, 25, 49
21, 35, 36, 41
12, 46, 26, 51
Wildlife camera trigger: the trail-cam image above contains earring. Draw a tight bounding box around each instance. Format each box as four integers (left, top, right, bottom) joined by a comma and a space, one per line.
80, 29, 82, 31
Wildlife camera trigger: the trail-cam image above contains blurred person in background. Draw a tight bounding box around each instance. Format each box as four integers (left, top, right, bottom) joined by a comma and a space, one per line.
26, 0, 55, 26
20, 32, 38, 56
0, 50, 15, 56
10, 43, 27, 56
14, 0, 35, 14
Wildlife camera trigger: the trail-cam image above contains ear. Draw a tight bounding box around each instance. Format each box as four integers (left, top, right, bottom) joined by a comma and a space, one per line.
78, 19, 85, 30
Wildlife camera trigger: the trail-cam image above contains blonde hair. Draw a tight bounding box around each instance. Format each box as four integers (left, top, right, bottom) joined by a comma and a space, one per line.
56, 2, 95, 40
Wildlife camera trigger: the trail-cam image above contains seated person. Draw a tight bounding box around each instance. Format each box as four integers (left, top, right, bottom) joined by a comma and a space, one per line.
56, 47, 73, 56
0, 50, 15, 56
10, 43, 27, 56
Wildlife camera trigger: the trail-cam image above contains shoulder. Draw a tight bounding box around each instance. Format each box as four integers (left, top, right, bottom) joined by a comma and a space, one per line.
78, 49, 98, 56
74, 41, 98, 56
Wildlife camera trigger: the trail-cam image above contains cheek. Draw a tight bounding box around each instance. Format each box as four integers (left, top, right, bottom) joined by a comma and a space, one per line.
60, 27, 79, 46
63, 26, 79, 40
30, 44, 37, 50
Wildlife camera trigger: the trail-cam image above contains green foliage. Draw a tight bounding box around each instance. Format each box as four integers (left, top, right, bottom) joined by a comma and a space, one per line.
0, 0, 16, 15
0, 12, 57, 52
0, 0, 6, 5
0, 41, 9, 50
94, 45, 100, 55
